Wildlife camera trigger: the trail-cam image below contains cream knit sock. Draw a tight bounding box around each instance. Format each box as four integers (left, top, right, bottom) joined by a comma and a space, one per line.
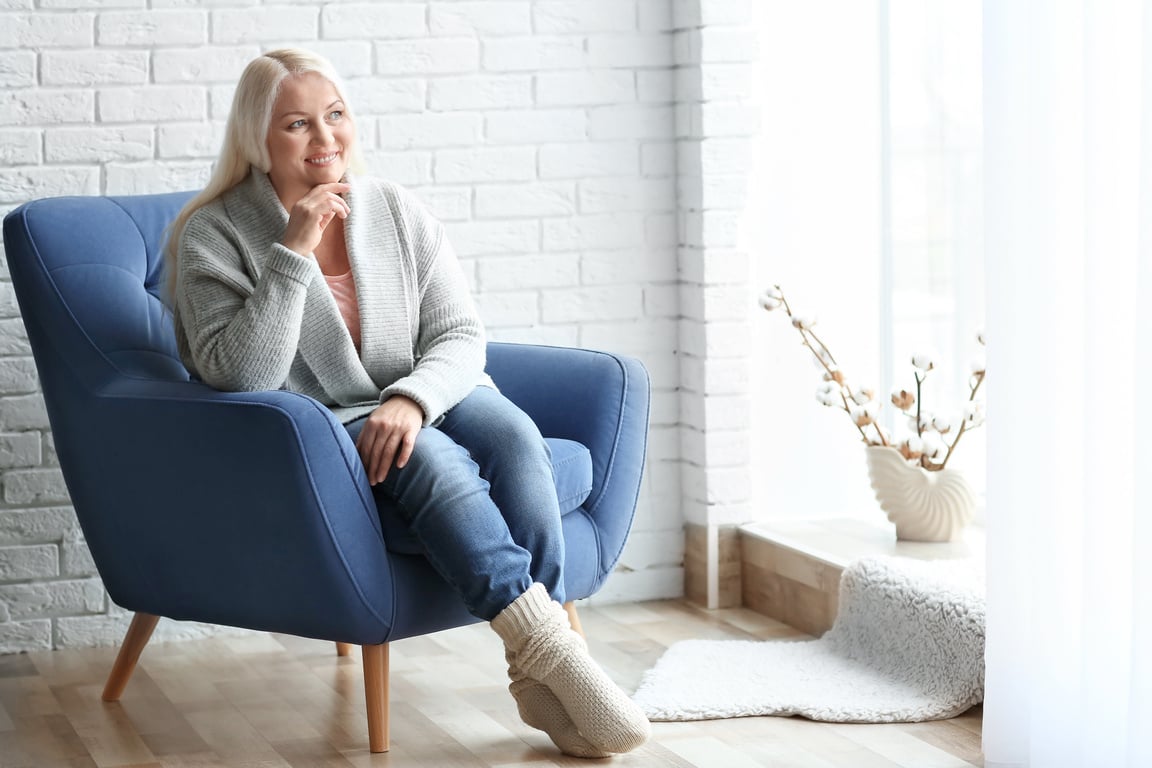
492, 584, 650, 755
507, 673, 611, 758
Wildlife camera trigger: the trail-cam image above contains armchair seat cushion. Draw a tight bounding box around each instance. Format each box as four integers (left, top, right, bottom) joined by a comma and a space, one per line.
379, 437, 593, 555
548, 438, 596, 511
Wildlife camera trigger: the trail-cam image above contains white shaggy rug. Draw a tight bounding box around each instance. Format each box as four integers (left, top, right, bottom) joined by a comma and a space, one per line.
633, 556, 985, 723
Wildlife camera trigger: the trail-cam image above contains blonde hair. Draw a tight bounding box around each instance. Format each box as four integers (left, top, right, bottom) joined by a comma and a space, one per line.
164, 48, 363, 300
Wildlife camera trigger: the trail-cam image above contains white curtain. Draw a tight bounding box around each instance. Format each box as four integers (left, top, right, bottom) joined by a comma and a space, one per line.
983, 1, 1152, 766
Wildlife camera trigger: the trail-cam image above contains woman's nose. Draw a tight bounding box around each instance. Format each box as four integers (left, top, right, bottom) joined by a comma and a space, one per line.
311, 122, 333, 145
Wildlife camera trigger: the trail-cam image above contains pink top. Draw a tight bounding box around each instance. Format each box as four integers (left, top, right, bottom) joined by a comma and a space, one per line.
323, 269, 362, 352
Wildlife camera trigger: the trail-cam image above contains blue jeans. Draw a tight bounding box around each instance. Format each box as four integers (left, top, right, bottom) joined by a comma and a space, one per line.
344, 386, 565, 620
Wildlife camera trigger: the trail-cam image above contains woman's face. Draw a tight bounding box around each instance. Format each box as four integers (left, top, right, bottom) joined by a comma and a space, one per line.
265, 72, 356, 202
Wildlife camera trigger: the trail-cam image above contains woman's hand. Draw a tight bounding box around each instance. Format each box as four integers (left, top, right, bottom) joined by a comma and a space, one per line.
280, 182, 351, 256
356, 396, 424, 485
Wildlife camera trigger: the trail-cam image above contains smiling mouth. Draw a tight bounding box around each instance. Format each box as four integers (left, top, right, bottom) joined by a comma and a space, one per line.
306, 152, 340, 166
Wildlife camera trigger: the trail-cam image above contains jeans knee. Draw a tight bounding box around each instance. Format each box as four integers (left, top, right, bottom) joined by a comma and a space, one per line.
386, 435, 489, 508
503, 413, 550, 462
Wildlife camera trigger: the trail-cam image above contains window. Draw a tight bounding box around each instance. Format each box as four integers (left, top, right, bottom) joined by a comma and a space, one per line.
748, 2, 985, 519
882, 0, 985, 494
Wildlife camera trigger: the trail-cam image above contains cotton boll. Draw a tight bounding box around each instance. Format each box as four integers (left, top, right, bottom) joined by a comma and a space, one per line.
976, 329, 986, 345
906, 412, 933, 434
920, 433, 946, 462
848, 402, 878, 427
758, 293, 782, 311
899, 436, 924, 461
891, 388, 916, 411
911, 353, 935, 372
851, 387, 874, 405
963, 400, 986, 427
970, 356, 986, 376
815, 381, 841, 407
932, 416, 953, 434
849, 404, 873, 426
792, 315, 816, 330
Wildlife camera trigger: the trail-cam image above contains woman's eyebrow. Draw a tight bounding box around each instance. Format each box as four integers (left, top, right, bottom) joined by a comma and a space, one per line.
275, 100, 344, 120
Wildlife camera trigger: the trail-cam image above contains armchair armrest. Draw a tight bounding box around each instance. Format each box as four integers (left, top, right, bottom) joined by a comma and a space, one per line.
485, 342, 650, 579
69, 378, 397, 645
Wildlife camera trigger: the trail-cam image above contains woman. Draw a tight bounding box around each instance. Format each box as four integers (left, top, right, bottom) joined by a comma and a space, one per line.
166, 49, 649, 758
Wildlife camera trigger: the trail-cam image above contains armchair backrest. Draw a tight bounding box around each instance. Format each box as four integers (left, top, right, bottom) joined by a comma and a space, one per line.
4, 193, 194, 391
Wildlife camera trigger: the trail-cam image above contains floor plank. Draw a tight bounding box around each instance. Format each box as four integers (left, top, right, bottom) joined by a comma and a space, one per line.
0, 599, 983, 767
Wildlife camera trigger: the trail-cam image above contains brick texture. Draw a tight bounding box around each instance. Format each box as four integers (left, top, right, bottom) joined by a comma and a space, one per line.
673, 0, 759, 609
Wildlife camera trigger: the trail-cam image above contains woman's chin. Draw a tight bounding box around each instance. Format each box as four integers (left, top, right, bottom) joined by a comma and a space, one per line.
305, 162, 347, 185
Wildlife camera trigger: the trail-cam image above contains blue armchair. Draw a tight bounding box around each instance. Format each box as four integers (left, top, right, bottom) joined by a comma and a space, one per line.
2, 192, 650, 753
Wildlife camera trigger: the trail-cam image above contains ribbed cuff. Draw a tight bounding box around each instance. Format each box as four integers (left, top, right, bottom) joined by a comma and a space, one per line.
266, 243, 319, 285
491, 583, 555, 645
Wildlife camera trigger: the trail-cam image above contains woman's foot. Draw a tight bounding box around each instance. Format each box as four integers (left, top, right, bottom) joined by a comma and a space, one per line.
507, 674, 611, 758
492, 584, 650, 755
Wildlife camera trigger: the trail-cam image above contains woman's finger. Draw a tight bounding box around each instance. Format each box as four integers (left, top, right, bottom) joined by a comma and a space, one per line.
394, 428, 417, 470
307, 195, 345, 219
360, 419, 400, 485
355, 426, 378, 475
374, 432, 402, 485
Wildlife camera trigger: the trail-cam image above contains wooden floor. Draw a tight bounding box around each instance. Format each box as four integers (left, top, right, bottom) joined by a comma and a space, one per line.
0, 599, 983, 767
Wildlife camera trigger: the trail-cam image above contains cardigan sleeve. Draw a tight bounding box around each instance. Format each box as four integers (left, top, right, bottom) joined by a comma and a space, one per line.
377, 183, 487, 424
175, 207, 320, 392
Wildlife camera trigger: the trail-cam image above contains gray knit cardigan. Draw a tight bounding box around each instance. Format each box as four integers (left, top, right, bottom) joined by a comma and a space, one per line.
173, 169, 489, 425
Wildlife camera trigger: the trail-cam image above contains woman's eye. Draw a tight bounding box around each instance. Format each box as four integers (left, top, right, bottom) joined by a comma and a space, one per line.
289, 119, 307, 129
328, 110, 343, 121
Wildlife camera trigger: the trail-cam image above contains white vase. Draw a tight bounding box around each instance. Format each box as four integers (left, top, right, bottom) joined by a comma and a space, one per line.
865, 445, 975, 542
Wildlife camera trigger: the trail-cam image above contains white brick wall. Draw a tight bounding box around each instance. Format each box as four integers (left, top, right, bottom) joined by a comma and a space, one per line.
674, 0, 759, 607
0, 0, 765, 650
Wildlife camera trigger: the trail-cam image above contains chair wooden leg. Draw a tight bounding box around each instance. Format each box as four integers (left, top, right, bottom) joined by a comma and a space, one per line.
101, 612, 160, 702
335, 642, 354, 657
362, 643, 389, 753
563, 601, 584, 638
